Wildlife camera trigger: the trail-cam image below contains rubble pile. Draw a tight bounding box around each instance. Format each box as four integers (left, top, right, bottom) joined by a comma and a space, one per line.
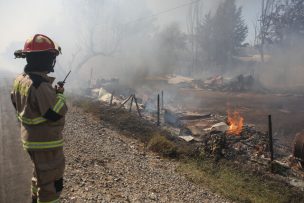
164, 109, 211, 128
195, 74, 267, 92
144, 73, 266, 92
168, 110, 271, 163
161, 108, 304, 187
203, 125, 269, 162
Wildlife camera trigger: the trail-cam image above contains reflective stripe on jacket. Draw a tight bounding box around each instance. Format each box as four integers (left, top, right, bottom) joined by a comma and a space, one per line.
11, 72, 68, 150
16, 93, 66, 125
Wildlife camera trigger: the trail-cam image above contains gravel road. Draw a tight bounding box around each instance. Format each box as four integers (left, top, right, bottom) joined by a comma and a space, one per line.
62, 107, 229, 203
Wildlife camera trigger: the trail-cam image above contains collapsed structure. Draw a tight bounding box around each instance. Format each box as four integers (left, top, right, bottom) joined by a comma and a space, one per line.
85, 74, 304, 188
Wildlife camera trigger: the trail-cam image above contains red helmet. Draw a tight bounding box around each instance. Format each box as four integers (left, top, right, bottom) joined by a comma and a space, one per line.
22, 34, 61, 56
15, 34, 61, 58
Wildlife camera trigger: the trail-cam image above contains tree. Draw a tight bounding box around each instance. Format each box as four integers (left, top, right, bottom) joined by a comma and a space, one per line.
255, 0, 276, 62
198, 0, 248, 71
255, 0, 304, 87
263, 0, 304, 47
198, 12, 216, 64
60, 0, 158, 78
157, 23, 187, 73
62, 0, 123, 74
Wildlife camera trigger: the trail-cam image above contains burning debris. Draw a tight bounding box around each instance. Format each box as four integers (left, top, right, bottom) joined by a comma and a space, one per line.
210, 122, 228, 133
227, 111, 244, 135
203, 75, 224, 86
164, 109, 211, 128
293, 132, 304, 168
162, 107, 304, 186
163, 109, 283, 166
90, 87, 122, 105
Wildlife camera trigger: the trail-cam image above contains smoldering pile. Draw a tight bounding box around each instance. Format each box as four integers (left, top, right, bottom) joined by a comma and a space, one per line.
164, 109, 270, 162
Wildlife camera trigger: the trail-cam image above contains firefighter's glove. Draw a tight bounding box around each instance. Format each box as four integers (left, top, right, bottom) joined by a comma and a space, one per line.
55, 85, 64, 94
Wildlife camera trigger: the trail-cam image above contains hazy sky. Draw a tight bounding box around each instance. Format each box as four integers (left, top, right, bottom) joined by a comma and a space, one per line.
146, 0, 261, 43
0, 0, 262, 72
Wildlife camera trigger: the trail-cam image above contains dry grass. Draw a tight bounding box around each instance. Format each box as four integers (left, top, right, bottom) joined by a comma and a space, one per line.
147, 134, 178, 157
178, 159, 304, 203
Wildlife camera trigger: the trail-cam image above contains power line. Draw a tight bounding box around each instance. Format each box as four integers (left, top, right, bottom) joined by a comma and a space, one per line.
124, 0, 201, 25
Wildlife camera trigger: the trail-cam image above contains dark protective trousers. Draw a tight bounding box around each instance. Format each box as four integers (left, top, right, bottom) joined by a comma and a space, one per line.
28, 148, 65, 203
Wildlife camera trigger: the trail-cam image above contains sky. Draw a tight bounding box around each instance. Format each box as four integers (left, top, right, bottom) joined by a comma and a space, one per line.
0, 0, 262, 73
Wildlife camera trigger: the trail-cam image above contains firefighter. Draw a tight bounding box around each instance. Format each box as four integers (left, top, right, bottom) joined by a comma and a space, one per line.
11, 34, 67, 203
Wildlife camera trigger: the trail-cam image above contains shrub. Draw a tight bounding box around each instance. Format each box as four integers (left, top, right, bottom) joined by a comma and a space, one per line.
148, 134, 178, 157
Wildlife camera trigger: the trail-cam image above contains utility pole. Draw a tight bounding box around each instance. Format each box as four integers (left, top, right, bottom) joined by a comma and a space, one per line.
268, 115, 274, 162
157, 94, 160, 126
89, 67, 93, 88
187, 0, 202, 75
260, 0, 265, 63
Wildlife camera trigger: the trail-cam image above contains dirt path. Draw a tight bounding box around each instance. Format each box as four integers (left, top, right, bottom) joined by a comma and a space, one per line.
0, 81, 32, 203
62, 107, 229, 203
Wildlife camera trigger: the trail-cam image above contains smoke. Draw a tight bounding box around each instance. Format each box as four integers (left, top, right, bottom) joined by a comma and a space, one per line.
0, 0, 303, 94
258, 37, 304, 92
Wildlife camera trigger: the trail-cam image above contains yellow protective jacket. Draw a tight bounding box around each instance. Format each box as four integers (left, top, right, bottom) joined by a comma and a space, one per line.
11, 72, 68, 151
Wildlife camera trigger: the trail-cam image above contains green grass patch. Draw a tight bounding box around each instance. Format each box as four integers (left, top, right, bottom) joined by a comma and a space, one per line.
177, 159, 304, 203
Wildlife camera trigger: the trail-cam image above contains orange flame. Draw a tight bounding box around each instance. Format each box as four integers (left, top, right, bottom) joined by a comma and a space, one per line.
227, 111, 244, 135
